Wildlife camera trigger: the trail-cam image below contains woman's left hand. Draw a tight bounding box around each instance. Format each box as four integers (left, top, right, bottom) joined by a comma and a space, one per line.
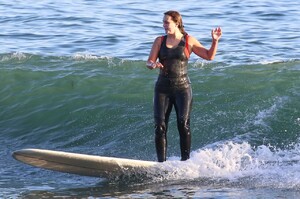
212, 27, 222, 41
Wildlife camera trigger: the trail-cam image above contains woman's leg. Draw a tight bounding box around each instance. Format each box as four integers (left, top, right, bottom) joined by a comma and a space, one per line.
174, 86, 193, 161
154, 90, 172, 162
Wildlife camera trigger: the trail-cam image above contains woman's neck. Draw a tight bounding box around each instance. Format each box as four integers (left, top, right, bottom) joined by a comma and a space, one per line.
166, 30, 183, 48
167, 31, 183, 40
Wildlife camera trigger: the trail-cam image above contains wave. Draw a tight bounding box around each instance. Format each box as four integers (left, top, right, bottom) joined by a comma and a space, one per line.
1, 52, 300, 69
1, 51, 299, 159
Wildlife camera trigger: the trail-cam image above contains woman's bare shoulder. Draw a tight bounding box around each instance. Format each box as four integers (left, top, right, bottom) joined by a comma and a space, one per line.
186, 35, 199, 43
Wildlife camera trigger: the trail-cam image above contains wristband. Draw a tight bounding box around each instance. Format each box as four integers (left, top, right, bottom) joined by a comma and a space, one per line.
147, 62, 155, 68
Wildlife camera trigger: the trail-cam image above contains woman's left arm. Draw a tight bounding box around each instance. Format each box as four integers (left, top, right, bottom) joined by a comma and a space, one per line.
190, 27, 222, 61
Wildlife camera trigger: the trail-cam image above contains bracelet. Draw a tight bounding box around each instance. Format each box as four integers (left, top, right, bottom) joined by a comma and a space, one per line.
147, 62, 156, 68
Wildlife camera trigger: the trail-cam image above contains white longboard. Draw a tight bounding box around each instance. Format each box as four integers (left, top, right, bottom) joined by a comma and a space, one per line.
12, 148, 158, 178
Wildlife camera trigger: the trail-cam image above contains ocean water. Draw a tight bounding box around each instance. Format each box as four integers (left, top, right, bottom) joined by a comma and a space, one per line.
1, 0, 300, 198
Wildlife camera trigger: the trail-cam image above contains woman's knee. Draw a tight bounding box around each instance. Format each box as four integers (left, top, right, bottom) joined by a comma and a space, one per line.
177, 118, 190, 135
154, 120, 167, 137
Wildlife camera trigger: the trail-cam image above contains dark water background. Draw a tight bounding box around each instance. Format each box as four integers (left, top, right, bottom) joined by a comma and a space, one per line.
1, 0, 300, 198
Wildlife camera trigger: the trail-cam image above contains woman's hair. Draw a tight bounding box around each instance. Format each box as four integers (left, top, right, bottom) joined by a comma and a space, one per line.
164, 10, 187, 35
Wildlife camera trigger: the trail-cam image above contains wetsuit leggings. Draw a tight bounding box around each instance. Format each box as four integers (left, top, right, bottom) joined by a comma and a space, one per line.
154, 85, 192, 162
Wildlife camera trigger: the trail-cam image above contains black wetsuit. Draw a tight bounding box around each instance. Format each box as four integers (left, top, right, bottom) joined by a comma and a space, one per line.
154, 35, 192, 162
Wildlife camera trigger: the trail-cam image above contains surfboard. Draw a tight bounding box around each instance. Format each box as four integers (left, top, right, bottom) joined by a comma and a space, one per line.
12, 148, 158, 178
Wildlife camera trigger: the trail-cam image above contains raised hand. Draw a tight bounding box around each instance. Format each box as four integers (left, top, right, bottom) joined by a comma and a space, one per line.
212, 27, 222, 41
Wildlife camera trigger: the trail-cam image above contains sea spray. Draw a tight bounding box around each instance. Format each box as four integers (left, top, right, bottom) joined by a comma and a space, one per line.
140, 141, 300, 189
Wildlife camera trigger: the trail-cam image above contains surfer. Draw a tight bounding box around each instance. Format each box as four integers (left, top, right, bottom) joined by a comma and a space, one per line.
146, 10, 222, 162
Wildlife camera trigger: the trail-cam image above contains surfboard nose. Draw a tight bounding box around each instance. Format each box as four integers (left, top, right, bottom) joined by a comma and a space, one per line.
12, 149, 31, 159
12, 149, 41, 164
12, 150, 22, 160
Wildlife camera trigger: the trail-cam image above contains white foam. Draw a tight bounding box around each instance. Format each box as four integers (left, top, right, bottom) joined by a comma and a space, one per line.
72, 53, 101, 60
152, 141, 300, 189
0, 52, 29, 62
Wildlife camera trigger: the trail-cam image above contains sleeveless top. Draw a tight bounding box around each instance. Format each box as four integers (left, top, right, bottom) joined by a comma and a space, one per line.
156, 35, 191, 88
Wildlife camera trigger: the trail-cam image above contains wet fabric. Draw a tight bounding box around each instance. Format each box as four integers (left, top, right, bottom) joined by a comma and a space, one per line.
154, 35, 193, 162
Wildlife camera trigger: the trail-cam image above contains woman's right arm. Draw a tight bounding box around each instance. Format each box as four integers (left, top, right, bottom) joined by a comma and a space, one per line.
146, 37, 164, 69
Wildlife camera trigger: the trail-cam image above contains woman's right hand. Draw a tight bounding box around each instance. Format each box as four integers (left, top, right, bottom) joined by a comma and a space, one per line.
146, 61, 164, 69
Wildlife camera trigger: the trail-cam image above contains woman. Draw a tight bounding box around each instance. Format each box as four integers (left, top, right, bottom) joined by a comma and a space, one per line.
147, 10, 222, 162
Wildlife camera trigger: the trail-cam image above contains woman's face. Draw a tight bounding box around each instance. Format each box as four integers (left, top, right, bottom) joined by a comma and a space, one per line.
163, 15, 177, 34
